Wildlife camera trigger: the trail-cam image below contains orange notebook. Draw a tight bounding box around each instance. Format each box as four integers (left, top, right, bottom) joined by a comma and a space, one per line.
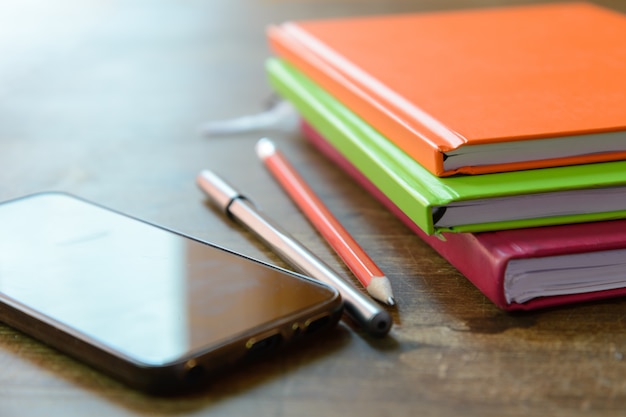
268, 2, 626, 176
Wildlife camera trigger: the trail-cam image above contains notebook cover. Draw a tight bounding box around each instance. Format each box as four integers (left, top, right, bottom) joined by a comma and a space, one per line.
268, 2, 626, 176
266, 58, 626, 235
301, 121, 626, 311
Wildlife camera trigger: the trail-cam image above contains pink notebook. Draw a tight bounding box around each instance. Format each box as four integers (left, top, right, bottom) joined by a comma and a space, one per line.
302, 121, 626, 311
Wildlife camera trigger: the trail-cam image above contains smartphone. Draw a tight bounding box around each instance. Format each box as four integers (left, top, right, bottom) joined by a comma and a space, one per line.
0, 192, 343, 394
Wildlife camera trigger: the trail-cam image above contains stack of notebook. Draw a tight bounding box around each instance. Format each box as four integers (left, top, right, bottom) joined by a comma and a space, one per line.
265, 2, 626, 310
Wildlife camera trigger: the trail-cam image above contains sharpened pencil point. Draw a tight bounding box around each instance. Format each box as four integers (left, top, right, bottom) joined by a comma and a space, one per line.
366, 275, 396, 306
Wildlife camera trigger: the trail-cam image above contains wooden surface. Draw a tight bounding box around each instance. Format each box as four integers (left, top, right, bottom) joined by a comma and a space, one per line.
1, 1, 626, 415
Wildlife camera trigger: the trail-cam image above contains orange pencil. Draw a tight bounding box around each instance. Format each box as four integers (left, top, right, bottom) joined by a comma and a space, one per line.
255, 138, 395, 306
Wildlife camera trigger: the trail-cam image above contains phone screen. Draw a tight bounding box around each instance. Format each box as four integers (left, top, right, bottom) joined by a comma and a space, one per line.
0, 193, 338, 368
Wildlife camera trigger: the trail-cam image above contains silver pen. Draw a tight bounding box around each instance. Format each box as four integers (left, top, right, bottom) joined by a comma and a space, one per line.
196, 169, 392, 337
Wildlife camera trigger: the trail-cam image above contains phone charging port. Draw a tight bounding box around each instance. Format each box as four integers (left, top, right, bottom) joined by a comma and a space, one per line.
246, 333, 282, 355
305, 314, 330, 334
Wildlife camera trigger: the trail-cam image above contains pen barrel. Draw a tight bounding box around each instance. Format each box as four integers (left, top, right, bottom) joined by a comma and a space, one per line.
228, 198, 392, 337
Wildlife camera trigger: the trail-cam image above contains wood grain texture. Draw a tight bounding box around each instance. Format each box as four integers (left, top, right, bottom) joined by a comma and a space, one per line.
1, 1, 626, 416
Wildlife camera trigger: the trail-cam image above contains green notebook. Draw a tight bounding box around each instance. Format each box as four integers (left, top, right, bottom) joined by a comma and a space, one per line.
267, 58, 626, 235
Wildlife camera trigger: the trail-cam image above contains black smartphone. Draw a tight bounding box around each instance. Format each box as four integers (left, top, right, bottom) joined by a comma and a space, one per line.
0, 192, 343, 394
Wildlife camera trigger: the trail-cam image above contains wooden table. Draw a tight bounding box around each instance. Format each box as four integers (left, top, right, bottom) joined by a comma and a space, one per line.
1, 1, 626, 415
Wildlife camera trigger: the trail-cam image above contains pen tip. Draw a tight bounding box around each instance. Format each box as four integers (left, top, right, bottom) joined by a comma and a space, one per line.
255, 137, 276, 159
387, 297, 396, 306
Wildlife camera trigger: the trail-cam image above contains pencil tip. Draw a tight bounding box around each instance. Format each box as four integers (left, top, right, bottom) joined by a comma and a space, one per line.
366, 276, 395, 306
